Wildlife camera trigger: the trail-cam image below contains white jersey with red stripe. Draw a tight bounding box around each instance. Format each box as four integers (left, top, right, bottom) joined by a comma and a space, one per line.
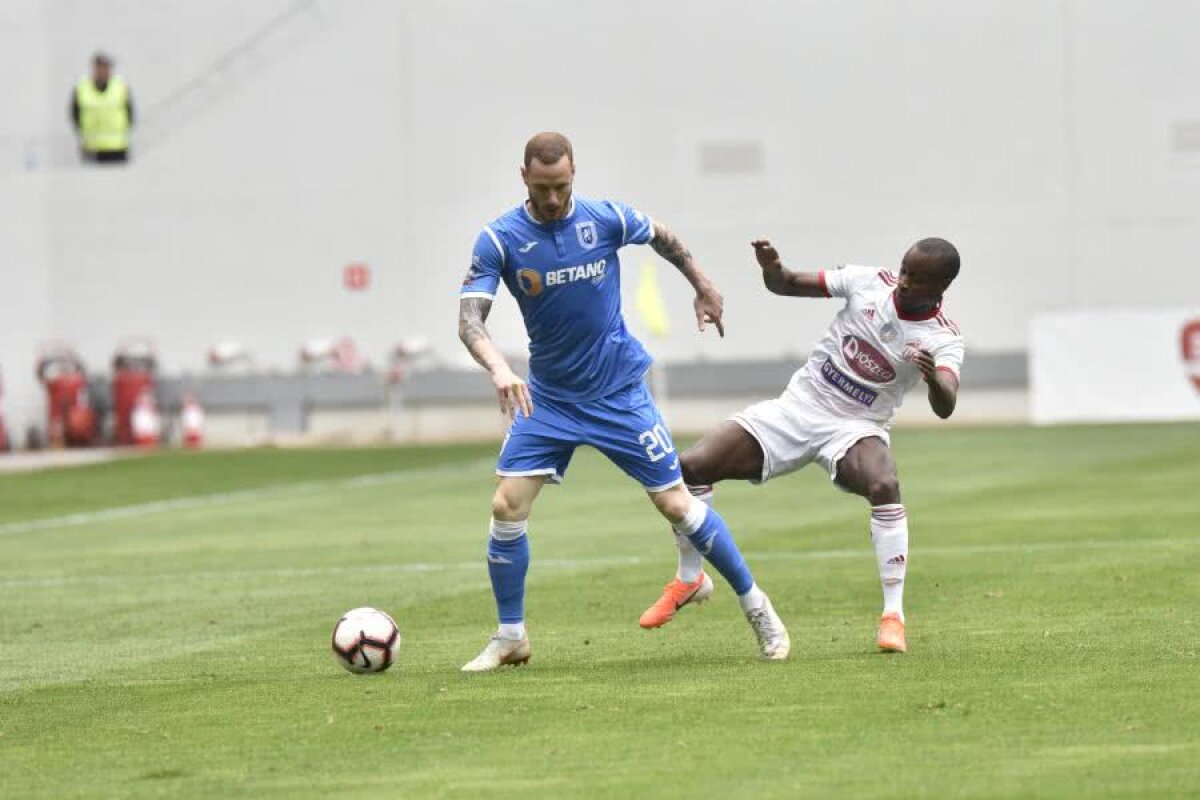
786, 264, 965, 426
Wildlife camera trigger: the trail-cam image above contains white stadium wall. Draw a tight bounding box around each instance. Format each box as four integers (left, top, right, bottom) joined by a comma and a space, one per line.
0, 3, 54, 436
3, 0, 1200, 435
1032, 309, 1200, 424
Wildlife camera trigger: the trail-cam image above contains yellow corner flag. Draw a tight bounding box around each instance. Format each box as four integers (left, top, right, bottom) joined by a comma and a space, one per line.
636, 261, 670, 338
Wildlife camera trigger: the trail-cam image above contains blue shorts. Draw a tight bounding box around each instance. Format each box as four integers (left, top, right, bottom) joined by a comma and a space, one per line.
497, 381, 683, 492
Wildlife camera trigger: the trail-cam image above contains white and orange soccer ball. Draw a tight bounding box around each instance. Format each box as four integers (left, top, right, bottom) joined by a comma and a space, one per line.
330, 607, 401, 674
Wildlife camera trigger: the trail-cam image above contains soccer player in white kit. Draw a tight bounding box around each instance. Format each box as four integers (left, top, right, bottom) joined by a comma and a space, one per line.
639, 238, 964, 653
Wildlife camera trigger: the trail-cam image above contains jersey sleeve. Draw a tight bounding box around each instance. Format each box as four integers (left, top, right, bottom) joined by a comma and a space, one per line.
819, 264, 881, 299
604, 200, 655, 246
460, 226, 505, 299
931, 333, 965, 381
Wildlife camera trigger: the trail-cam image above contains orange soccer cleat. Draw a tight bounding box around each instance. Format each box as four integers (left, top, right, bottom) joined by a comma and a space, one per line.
876, 612, 907, 653
639, 573, 714, 629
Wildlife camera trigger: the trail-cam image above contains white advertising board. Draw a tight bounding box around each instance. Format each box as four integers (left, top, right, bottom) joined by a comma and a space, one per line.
1031, 310, 1200, 424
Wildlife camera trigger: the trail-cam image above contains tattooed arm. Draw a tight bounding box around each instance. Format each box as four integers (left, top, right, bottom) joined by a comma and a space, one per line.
649, 220, 725, 337
458, 296, 532, 419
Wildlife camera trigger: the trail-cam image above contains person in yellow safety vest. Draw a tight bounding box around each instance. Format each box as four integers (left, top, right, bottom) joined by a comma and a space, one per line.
70, 52, 134, 164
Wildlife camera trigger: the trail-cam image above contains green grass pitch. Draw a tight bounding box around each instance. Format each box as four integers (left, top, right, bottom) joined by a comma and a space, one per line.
1, 423, 1198, 798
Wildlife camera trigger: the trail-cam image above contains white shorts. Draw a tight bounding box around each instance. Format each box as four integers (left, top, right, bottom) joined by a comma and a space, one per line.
731, 387, 890, 484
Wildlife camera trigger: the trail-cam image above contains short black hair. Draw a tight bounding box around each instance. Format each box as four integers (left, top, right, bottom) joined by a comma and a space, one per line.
914, 237, 960, 281
92, 51, 113, 67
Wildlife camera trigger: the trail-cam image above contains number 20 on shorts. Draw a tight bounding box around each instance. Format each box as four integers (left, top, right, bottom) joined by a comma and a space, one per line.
639, 424, 675, 462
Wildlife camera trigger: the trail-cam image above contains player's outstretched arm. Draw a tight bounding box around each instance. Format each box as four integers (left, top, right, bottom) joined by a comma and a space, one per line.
650, 220, 725, 337
752, 240, 827, 297
909, 349, 959, 419
458, 297, 533, 420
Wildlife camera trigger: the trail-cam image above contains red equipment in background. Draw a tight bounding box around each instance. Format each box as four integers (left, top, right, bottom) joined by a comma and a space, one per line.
386, 338, 432, 385
0, 371, 10, 452
111, 339, 158, 446
180, 392, 205, 448
36, 344, 97, 448
298, 337, 364, 373
131, 388, 161, 448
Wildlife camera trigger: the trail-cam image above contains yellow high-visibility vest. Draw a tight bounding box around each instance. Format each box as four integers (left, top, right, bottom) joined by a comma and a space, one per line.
75, 75, 130, 153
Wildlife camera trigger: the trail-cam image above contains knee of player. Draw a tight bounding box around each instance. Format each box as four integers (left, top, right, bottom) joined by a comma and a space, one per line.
866, 474, 902, 505
649, 486, 692, 524
491, 488, 529, 521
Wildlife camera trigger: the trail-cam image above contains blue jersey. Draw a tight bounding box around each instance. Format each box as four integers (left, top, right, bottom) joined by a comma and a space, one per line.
460, 196, 656, 403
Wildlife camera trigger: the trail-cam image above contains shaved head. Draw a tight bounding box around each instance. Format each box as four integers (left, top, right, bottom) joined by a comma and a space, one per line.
910, 237, 960, 281
524, 132, 573, 169
895, 236, 959, 315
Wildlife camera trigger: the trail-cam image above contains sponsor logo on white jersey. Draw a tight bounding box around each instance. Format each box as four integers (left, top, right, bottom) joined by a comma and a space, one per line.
820, 358, 879, 406
841, 335, 896, 383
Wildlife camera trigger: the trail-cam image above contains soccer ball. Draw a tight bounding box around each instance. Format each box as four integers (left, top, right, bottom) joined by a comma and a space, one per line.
331, 607, 401, 674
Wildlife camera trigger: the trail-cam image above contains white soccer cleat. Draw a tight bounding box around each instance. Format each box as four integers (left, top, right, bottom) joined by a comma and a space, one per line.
460, 633, 531, 673
745, 595, 790, 661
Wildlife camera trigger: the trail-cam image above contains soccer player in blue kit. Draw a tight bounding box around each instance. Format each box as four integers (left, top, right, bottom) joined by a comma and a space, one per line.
457, 132, 790, 671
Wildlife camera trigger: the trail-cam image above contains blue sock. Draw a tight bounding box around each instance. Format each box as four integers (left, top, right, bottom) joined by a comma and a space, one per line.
684, 506, 754, 596
487, 526, 529, 625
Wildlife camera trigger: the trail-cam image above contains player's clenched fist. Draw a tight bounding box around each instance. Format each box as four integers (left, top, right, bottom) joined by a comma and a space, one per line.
752, 240, 783, 273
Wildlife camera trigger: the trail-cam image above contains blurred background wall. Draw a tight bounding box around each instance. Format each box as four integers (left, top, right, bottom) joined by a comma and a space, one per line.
3, 0, 1199, 437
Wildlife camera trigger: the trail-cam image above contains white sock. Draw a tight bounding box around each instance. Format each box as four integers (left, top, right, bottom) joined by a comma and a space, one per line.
672, 484, 712, 583
498, 622, 526, 641
871, 504, 908, 622
737, 582, 767, 613
489, 518, 527, 540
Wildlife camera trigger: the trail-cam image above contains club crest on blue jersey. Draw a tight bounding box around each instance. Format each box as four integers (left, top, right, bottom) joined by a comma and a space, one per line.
576, 221, 597, 249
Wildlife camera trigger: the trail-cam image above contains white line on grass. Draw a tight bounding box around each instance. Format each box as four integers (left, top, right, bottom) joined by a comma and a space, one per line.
0, 457, 495, 538
1, 536, 1195, 590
